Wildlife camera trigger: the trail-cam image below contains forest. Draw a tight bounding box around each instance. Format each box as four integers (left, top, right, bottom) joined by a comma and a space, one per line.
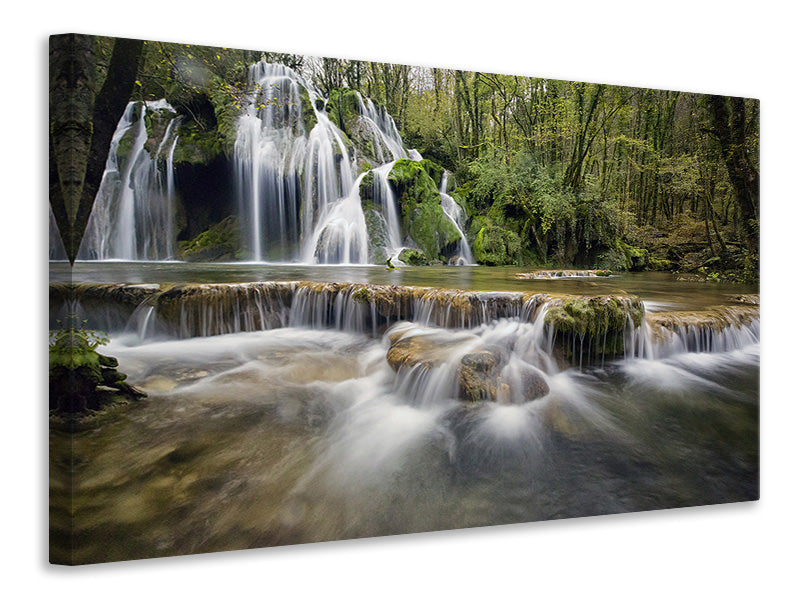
50, 35, 759, 281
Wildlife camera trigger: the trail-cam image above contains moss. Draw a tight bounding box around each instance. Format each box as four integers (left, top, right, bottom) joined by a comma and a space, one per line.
49, 328, 144, 416
544, 296, 643, 361
418, 159, 444, 188
351, 286, 372, 304
172, 120, 221, 165
178, 215, 241, 262
649, 258, 672, 271
473, 225, 522, 266
545, 296, 643, 338
388, 159, 461, 260
297, 85, 318, 132
363, 209, 391, 262
359, 170, 377, 210
327, 88, 361, 134
398, 248, 427, 265
596, 270, 613, 277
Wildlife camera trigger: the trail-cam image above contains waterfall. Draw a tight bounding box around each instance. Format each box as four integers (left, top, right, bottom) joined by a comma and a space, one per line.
372, 162, 403, 252
439, 173, 474, 265
78, 100, 180, 261
49, 204, 67, 261
353, 93, 408, 162
234, 61, 420, 264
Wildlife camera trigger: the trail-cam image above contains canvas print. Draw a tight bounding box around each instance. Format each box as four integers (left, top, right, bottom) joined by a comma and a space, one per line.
49, 34, 760, 565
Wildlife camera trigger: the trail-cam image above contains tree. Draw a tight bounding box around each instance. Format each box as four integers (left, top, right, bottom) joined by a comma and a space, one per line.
49, 34, 144, 263
708, 95, 759, 251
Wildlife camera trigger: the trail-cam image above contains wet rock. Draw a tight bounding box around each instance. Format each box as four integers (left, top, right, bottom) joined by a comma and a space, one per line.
386, 334, 460, 371
458, 350, 549, 404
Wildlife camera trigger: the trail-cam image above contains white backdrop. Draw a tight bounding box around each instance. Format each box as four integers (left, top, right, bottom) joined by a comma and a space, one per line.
6, 2, 796, 598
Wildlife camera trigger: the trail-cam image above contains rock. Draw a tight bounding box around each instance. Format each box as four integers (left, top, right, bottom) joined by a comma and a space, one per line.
178, 215, 241, 262
386, 334, 460, 371
458, 350, 549, 404
49, 329, 145, 418
388, 159, 462, 261
398, 248, 426, 265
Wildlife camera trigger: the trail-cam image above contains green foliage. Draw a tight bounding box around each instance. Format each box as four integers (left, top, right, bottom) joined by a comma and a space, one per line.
49, 327, 143, 415
473, 226, 521, 266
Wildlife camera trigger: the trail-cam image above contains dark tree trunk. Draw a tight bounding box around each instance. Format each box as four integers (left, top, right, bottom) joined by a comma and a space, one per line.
49, 34, 144, 263
708, 95, 759, 252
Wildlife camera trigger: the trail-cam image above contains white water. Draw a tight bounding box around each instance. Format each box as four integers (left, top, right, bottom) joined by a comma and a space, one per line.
234, 62, 419, 264
49, 204, 67, 260
78, 101, 180, 261
439, 173, 474, 265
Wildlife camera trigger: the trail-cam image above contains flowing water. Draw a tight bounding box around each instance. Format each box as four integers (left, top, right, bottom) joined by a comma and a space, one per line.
439, 173, 474, 265
49, 265, 759, 564
77, 101, 181, 261
233, 62, 416, 264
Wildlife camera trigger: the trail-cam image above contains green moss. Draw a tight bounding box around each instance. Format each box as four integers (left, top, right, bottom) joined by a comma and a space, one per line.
388, 159, 461, 260
327, 88, 361, 134
544, 296, 643, 360
359, 170, 376, 210
297, 85, 318, 132
545, 296, 643, 337
172, 120, 221, 165
418, 159, 444, 188
178, 215, 241, 262
49, 328, 144, 415
398, 248, 427, 265
649, 258, 672, 271
363, 209, 391, 262
351, 286, 371, 304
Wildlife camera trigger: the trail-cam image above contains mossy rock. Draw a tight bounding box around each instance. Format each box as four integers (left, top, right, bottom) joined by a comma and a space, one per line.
172, 120, 221, 165
388, 159, 461, 260
49, 329, 145, 418
545, 296, 643, 336
297, 85, 318, 132
178, 215, 241, 262
418, 159, 444, 188
363, 209, 392, 263
326, 88, 362, 134
473, 225, 522, 266
398, 248, 427, 266
649, 258, 673, 271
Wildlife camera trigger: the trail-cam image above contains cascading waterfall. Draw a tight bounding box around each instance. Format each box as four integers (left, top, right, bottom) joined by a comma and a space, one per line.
78, 100, 180, 261
354, 93, 408, 162
234, 62, 421, 264
439, 173, 474, 265
371, 161, 404, 255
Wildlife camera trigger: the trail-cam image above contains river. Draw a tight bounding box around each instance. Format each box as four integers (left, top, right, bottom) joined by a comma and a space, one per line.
49, 263, 759, 564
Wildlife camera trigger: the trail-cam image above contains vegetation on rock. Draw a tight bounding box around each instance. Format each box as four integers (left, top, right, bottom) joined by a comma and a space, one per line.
49, 328, 144, 421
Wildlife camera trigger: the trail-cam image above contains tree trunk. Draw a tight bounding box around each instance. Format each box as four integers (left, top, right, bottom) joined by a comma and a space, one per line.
708, 95, 759, 252
50, 35, 144, 262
